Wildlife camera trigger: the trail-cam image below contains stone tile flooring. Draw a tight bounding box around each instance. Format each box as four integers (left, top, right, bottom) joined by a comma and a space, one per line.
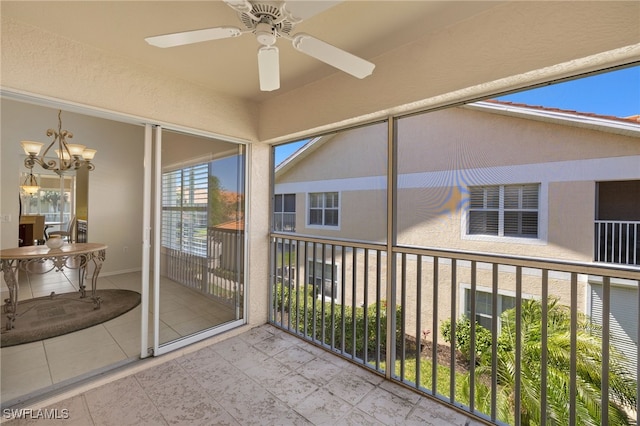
2, 325, 483, 425
1, 271, 235, 404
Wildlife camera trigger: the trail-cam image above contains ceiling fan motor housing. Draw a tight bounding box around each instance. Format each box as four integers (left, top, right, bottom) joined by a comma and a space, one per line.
239, 1, 294, 37
255, 22, 277, 46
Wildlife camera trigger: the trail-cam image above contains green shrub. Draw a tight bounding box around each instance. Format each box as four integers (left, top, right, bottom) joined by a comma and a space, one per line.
440, 316, 492, 364
273, 283, 402, 361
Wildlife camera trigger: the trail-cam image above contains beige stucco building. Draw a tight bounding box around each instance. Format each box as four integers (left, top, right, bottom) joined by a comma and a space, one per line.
274, 101, 640, 366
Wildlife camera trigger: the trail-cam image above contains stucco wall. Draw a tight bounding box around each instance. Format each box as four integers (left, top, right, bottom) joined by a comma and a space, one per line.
276, 105, 640, 262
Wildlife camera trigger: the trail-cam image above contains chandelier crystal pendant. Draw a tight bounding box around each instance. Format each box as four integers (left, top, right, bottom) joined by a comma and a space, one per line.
21, 110, 97, 176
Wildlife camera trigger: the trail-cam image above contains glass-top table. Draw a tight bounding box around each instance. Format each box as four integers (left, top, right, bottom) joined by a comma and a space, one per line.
0, 243, 107, 330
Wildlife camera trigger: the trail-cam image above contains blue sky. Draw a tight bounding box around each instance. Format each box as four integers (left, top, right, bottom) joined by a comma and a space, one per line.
496, 65, 639, 117
275, 65, 639, 166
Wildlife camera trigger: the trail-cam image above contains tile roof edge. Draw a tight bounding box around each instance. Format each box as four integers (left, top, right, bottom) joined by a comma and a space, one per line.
482, 99, 640, 125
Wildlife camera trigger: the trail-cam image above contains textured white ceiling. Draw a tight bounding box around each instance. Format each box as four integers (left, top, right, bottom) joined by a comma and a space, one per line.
0, 1, 502, 103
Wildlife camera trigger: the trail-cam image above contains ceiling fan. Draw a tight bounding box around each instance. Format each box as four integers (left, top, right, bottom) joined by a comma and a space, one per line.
145, 0, 375, 91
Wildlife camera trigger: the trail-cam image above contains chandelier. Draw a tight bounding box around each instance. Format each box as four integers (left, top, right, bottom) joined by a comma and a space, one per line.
20, 171, 40, 195
21, 110, 97, 181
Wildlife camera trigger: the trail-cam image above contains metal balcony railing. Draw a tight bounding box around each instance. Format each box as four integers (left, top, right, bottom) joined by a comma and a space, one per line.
165, 228, 244, 307
595, 220, 640, 266
270, 232, 640, 426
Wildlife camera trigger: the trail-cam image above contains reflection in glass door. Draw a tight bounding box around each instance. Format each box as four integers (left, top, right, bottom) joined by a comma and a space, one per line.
143, 126, 246, 356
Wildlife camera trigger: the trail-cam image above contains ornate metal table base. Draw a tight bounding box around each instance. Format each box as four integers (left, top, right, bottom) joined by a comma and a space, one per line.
1, 243, 107, 331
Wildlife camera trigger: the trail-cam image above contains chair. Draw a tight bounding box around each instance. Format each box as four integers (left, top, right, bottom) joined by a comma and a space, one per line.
48, 216, 77, 243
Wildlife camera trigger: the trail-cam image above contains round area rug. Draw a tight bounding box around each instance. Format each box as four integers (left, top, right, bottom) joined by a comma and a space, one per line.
1, 289, 141, 347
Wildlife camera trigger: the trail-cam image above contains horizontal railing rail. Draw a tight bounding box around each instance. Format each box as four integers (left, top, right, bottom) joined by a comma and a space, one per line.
269, 232, 640, 426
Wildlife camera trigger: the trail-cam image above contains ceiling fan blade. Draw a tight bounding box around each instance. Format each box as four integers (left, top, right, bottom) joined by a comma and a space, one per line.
145, 27, 242, 48
223, 0, 253, 14
292, 33, 375, 79
283, 1, 343, 23
258, 46, 280, 91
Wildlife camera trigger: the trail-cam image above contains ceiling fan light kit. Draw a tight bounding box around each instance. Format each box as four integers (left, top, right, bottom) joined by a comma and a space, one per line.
144, 0, 375, 91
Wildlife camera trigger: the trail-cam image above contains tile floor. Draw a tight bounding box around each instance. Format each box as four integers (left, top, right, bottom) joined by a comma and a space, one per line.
2, 324, 483, 425
1, 271, 235, 405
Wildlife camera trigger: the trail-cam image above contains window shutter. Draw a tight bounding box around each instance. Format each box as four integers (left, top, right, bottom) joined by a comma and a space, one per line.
469, 184, 539, 238
503, 184, 539, 238
591, 283, 638, 379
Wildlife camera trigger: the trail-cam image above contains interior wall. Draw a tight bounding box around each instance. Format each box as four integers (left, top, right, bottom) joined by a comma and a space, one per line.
0, 99, 145, 275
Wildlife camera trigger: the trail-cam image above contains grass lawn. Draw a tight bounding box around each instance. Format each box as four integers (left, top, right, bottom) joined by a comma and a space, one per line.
377, 357, 470, 405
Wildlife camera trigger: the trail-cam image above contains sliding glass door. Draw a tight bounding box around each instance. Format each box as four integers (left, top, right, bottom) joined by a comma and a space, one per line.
142, 125, 246, 356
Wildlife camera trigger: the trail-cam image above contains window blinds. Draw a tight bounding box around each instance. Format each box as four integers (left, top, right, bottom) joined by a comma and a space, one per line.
162, 163, 209, 256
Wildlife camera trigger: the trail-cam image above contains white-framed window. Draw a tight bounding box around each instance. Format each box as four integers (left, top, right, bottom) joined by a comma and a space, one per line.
307, 259, 340, 302
461, 286, 520, 333
468, 184, 539, 238
274, 193, 296, 232
20, 172, 75, 226
162, 163, 209, 256
308, 192, 340, 227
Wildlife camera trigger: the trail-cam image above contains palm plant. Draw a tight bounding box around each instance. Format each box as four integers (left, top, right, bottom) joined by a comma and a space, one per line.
464, 297, 637, 425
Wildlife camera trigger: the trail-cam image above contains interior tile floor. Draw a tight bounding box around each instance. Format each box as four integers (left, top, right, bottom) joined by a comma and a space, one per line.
2, 324, 482, 425
1, 271, 235, 405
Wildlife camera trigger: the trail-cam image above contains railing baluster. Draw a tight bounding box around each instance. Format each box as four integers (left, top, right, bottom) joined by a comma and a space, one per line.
514, 266, 522, 426
269, 238, 276, 323
602, 276, 610, 426
376, 250, 382, 370
540, 269, 548, 426
450, 258, 457, 404
280, 238, 286, 326
341, 247, 346, 354
399, 253, 406, 381
330, 244, 336, 350
633, 223, 640, 265
352, 247, 357, 360
431, 256, 438, 396
363, 248, 369, 365
415, 254, 422, 391
287, 238, 293, 330
491, 263, 498, 422
312, 242, 317, 341
569, 272, 577, 426
605, 223, 610, 263
618, 222, 623, 264
469, 260, 476, 414
294, 238, 300, 333
321, 243, 326, 345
